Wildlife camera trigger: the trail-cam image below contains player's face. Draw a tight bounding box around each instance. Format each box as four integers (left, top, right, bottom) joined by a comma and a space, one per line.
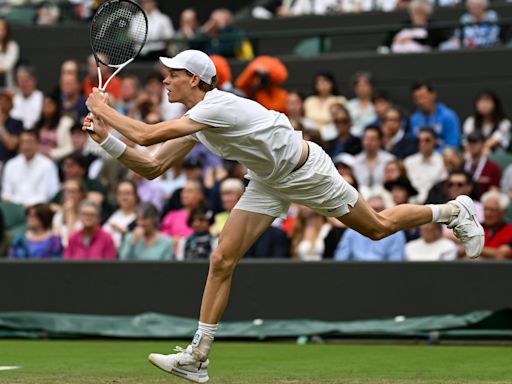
163, 69, 193, 103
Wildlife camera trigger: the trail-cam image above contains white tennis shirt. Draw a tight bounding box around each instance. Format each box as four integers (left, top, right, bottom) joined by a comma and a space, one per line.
186, 89, 303, 183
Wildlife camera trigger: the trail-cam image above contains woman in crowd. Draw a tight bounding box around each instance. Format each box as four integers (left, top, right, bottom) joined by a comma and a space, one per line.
119, 202, 174, 260
9, 204, 62, 259
304, 72, 346, 131
52, 178, 87, 247
0, 18, 19, 90
346, 71, 377, 137
286, 91, 316, 131
211, 178, 245, 237
35, 94, 75, 161
103, 179, 139, 249
463, 90, 511, 153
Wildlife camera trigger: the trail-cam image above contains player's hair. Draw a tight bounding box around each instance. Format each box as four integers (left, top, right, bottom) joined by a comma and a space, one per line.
184, 70, 217, 92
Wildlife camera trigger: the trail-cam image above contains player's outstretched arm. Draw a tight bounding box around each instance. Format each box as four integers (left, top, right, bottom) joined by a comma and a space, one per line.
86, 88, 207, 146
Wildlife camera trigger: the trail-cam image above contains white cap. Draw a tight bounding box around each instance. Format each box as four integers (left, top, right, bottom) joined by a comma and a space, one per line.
333, 153, 356, 168
160, 50, 216, 85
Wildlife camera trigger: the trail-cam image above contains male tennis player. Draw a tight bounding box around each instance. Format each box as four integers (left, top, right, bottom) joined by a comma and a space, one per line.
84, 49, 483, 383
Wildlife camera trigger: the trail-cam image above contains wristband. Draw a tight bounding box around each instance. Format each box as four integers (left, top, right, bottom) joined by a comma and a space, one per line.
99, 133, 127, 159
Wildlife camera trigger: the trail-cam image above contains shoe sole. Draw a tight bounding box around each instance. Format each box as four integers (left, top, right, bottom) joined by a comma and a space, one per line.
148, 355, 209, 383
455, 195, 484, 258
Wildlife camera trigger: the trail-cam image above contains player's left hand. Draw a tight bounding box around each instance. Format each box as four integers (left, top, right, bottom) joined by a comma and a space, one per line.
86, 87, 110, 115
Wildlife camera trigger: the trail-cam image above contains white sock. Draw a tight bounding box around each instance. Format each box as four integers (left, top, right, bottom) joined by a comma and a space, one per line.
428, 204, 440, 222
191, 322, 218, 360
429, 204, 459, 224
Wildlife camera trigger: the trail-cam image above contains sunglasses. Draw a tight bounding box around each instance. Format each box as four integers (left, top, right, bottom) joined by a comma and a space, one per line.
448, 181, 466, 188
334, 118, 350, 124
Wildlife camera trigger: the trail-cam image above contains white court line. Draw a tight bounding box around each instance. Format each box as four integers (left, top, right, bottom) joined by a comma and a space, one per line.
0, 366, 20, 371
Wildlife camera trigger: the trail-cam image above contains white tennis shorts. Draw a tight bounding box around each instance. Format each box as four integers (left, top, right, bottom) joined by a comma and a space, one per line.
235, 141, 359, 218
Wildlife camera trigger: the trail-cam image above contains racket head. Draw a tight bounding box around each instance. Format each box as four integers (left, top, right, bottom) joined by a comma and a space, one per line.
90, 0, 148, 69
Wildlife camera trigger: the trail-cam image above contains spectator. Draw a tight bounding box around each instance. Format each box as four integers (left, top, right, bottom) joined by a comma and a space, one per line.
34, 94, 75, 161
0, 18, 19, 90
52, 178, 87, 247
386, 0, 446, 53
36, 1, 60, 25
235, 55, 288, 113
169, 8, 199, 56
10, 66, 44, 130
120, 202, 174, 260
405, 223, 458, 261
130, 171, 165, 212
409, 81, 461, 149
0, 209, 10, 257
103, 180, 139, 249
463, 90, 511, 152
464, 131, 501, 194
144, 71, 186, 121
285, 91, 316, 131
69, 124, 98, 168
456, 0, 500, 48
480, 190, 512, 259
2, 129, 59, 206
325, 103, 362, 157
334, 195, 406, 261
211, 178, 245, 236
381, 106, 417, 159
60, 72, 88, 123
83, 54, 121, 101
8, 204, 62, 259
404, 127, 447, 203
245, 221, 290, 258
384, 175, 418, 206
346, 71, 377, 137
291, 205, 331, 261
353, 125, 395, 198
184, 206, 215, 259
304, 72, 346, 131
209, 55, 245, 97
442, 146, 464, 174
277, 0, 340, 16
370, 90, 394, 127
115, 75, 141, 118
137, 0, 175, 60
64, 200, 116, 260
0, 93, 23, 165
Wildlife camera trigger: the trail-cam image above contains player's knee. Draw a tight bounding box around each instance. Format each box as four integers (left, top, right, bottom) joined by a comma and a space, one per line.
209, 249, 237, 278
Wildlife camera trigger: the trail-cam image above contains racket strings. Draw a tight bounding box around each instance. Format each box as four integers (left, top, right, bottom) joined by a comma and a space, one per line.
91, 1, 147, 67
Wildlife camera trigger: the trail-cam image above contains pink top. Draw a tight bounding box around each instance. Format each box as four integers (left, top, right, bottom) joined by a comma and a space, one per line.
63, 227, 117, 260
161, 209, 193, 238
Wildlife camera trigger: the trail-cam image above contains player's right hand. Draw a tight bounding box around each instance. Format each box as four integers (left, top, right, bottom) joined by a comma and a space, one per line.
82, 113, 108, 144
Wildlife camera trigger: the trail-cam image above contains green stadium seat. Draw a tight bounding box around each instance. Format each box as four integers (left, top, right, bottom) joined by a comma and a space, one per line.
293, 37, 332, 57
0, 202, 26, 238
5, 6, 37, 26
489, 149, 512, 172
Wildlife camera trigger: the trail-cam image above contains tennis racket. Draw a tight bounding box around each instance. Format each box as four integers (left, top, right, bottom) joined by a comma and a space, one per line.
88, 0, 148, 131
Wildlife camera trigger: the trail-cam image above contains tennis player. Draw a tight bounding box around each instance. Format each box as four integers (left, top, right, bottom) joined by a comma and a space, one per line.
84, 49, 484, 383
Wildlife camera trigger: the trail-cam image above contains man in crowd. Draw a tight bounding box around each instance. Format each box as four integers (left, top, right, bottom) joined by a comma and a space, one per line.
479, 190, 512, 259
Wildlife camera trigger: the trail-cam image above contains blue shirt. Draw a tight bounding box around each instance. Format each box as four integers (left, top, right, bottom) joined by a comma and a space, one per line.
409, 102, 461, 149
334, 229, 405, 261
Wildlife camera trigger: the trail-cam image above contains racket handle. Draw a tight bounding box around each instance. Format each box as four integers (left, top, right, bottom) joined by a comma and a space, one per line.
87, 123, 95, 132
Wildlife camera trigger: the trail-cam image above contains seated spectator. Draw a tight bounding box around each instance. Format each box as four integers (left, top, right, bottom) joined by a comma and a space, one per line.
0, 18, 19, 90
409, 81, 461, 149
304, 73, 346, 131
210, 55, 245, 97
370, 90, 393, 127
36, 1, 60, 25
285, 91, 316, 131
384, 176, 420, 240
82, 54, 121, 101
463, 90, 511, 153
10, 66, 43, 130
334, 195, 406, 261
35, 94, 75, 161
115, 75, 141, 118
291, 205, 331, 261
381, 106, 417, 159
405, 223, 458, 261
385, 0, 447, 53
130, 171, 165, 212
119, 202, 174, 260
9, 204, 62, 259
211, 178, 245, 237
353, 125, 395, 198
144, 71, 186, 121
325, 103, 362, 157
480, 190, 512, 259
464, 131, 501, 194
2, 129, 59, 206
52, 178, 87, 247
169, 8, 199, 56
69, 124, 98, 168
137, 0, 175, 60
442, 147, 464, 174
245, 223, 290, 258
184, 206, 215, 260
455, 0, 500, 49
277, 0, 339, 16
59, 73, 88, 123
0, 93, 23, 165
103, 180, 139, 249
405, 127, 447, 203
0, 209, 10, 257
346, 71, 377, 137
64, 200, 116, 260
235, 55, 288, 113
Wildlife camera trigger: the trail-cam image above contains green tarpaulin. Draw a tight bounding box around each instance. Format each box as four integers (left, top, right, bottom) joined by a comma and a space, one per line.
1, 309, 512, 340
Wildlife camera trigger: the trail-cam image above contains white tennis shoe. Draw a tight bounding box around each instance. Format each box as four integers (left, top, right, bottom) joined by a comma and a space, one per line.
148, 345, 209, 383
446, 195, 484, 258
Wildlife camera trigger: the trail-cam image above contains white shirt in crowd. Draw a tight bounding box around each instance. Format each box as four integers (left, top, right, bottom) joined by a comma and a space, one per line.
296, 223, 331, 261
282, 0, 340, 15
103, 209, 137, 249
463, 117, 512, 150
1, 153, 59, 205
353, 150, 395, 198
405, 237, 458, 261
136, 8, 174, 56
0, 40, 20, 90
404, 151, 447, 204
10, 89, 44, 129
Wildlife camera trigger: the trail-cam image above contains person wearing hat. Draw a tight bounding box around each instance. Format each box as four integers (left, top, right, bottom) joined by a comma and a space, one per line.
464, 130, 501, 195
384, 176, 419, 206
84, 49, 484, 383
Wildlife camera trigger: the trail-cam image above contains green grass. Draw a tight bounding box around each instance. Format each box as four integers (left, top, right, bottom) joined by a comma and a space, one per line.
0, 340, 512, 383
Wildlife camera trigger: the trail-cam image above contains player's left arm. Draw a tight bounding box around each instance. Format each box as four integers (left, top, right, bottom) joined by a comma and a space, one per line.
86, 88, 208, 146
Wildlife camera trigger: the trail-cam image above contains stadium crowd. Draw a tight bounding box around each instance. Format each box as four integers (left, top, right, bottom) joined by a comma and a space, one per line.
0, 2, 510, 261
